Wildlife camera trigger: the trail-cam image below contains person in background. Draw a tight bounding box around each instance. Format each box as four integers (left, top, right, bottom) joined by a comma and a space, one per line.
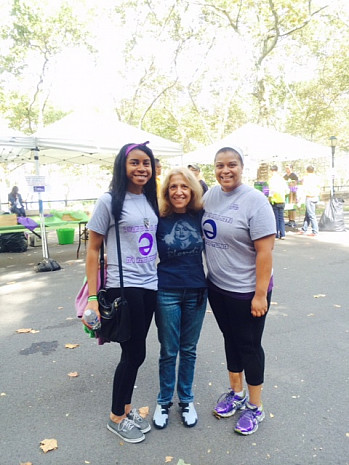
268, 165, 289, 240
84, 142, 159, 444
155, 158, 162, 197
153, 167, 207, 429
283, 165, 299, 227
8, 186, 26, 217
297, 165, 321, 237
188, 164, 208, 195
202, 146, 276, 435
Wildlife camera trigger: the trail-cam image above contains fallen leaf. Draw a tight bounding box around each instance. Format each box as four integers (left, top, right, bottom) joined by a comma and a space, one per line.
1, 392, 6, 396
269, 412, 274, 418
20, 462, 33, 465
307, 313, 315, 317
16, 328, 33, 333
68, 372, 79, 377
139, 406, 149, 418
334, 304, 341, 308
313, 294, 326, 298
346, 432, 349, 438
176, 460, 191, 465
270, 301, 278, 305
84, 461, 90, 464
58, 306, 64, 309
40, 438, 58, 453
165, 457, 173, 463
65, 343, 79, 349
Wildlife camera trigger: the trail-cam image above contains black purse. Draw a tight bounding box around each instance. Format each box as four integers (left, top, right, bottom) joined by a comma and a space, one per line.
97, 221, 131, 343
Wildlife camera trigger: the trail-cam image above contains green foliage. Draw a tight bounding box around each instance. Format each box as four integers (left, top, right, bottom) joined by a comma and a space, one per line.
0, 0, 349, 159
0, 0, 94, 132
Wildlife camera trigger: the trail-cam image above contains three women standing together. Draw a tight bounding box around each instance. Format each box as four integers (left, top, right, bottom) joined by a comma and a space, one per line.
84, 143, 275, 442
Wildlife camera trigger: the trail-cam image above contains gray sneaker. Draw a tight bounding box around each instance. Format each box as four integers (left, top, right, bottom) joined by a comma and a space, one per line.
127, 408, 151, 433
107, 418, 145, 443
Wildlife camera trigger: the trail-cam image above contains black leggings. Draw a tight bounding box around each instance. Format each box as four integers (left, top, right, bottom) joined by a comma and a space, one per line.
208, 288, 271, 386
106, 287, 156, 416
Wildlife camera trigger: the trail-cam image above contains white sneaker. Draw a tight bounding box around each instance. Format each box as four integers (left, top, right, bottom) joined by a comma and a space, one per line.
153, 402, 172, 429
179, 402, 198, 427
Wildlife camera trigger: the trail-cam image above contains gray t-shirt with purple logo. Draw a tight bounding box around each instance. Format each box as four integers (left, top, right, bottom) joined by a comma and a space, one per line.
87, 192, 158, 290
202, 184, 276, 293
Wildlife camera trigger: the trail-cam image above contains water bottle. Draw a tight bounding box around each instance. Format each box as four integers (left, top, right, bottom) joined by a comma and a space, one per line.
83, 309, 101, 330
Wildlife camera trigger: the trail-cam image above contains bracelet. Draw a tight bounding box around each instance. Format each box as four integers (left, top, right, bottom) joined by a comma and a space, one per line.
87, 296, 98, 302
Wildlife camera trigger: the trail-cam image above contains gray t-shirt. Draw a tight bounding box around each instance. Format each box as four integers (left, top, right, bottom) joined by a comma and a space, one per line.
202, 184, 276, 293
87, 192, 158, 290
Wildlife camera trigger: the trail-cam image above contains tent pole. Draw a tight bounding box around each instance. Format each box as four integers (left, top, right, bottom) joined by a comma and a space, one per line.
32, 149, 61, 272
33, 151, 49, 259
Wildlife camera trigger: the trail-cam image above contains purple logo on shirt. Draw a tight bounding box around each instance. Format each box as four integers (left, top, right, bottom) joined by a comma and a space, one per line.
203, 219, 217, 240
139, 232, 153, 256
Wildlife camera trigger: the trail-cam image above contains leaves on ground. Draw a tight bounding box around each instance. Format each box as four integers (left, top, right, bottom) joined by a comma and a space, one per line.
313, 294, 326, 298
58, 306, 64, 309
40, 438, 58, 453
307, 313, 315, 317
165, 457, 173, 463
68, 371, 79, 377
20, 462, 33, 465
139, 406, 149, 418
16, 328, 40, 334
65, 343, 79, 349
1, 392, 7, 396
176, 460, 191, 465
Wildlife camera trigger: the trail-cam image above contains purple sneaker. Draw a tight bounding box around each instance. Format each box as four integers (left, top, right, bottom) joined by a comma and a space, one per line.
213, 389, 248, 418
234, 402, 265, 435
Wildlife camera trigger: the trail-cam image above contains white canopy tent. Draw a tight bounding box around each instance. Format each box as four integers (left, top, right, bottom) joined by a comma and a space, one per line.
0, 110, 183, 165
0, 111, 183, 270
184, 123, 329, 165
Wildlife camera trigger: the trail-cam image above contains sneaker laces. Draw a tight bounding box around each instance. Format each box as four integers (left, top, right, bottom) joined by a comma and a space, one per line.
129, 408, 142, 422
216, 390, 235, 406
119, 417, 137, 432
240, 405, 262, 421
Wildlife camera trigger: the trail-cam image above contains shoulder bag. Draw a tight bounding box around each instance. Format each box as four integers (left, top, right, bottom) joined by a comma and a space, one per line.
97, 221, 131, 343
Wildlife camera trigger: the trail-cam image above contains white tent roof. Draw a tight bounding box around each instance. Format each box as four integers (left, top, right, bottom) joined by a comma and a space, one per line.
185, 123, 329, 165
0, 110, 183, 165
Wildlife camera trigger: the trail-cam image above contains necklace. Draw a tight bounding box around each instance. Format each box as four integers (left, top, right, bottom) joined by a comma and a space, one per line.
127, 193, 150, 229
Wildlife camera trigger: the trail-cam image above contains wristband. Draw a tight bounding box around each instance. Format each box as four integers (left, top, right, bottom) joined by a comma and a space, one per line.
87, 296, 98, 302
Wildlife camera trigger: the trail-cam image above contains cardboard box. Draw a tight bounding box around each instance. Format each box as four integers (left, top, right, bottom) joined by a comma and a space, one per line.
0, 214, 17, 226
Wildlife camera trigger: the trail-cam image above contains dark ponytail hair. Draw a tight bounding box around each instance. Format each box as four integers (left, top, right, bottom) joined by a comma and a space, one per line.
109, 143, 159, 221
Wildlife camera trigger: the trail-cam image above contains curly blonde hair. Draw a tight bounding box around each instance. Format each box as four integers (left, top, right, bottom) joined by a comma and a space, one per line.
159, 167, 204, 217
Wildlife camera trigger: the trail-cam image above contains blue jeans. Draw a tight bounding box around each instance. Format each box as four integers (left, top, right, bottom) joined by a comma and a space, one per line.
302, 197, 318, 234
272, 203, 285, 238
155, 288, 207, 404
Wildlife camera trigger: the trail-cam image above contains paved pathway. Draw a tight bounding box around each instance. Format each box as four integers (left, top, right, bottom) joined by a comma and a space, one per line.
0, 227, 348, 465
